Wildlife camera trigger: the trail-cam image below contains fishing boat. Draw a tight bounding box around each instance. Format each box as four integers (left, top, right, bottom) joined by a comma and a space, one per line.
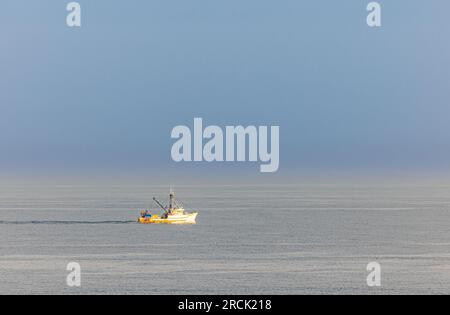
138, 190, 198, 224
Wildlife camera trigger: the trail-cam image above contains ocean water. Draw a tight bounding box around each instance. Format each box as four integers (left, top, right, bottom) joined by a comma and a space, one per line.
0, 182, 449, 295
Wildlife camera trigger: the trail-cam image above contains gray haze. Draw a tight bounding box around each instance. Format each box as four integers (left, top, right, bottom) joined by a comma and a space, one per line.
1, 1, 450, 178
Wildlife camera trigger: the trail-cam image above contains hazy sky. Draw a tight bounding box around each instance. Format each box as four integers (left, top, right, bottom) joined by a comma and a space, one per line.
1, 1, 449, 179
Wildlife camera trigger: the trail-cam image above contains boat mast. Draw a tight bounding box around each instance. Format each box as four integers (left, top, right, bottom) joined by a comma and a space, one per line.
169, 187, 174, 210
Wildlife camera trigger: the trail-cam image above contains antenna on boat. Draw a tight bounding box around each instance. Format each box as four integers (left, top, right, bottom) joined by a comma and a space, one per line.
169, 185, 174, 210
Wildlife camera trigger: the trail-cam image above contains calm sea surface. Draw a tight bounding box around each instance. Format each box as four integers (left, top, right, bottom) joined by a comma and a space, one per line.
0, 183, 449, 294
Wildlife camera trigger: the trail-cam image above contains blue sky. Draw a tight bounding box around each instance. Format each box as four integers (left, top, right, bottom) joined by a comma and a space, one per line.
1, 1, 449, 178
